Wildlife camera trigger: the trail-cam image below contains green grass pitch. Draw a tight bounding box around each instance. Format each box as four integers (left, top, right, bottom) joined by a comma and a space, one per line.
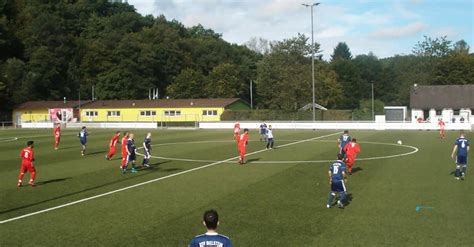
0, 128, 473, 246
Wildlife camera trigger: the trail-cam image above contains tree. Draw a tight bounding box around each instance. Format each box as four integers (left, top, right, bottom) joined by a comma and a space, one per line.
245, 37, 271, 54
256, 34, 341, 110
206, 63, 245, 98
434, 53, 474, 85
453, 40, 470, 54
412, 36, 452, 57
167, 69, 206, 98
331, 42, 352, 61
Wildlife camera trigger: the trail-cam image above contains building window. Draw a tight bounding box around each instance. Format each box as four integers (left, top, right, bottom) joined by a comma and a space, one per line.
164, 110, 181, 116
436, 110, 442, 115
107, 111, 120, 117
140, 110, 156, 116
85, 111, 98, 117
202, 110, 218, 116
453, 109, 460, 115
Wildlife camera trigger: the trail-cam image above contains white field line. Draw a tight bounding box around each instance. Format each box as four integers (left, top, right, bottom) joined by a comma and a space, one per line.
0, 132, 341, 224
0, 137, 18, 142
138, 140, 419, 164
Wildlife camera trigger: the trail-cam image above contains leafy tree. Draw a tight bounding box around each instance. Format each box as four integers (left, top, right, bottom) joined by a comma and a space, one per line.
413, 36, 452, 57
331, 42, 352, 61
434, 53, 474, 85
167, 69, 206, 99
206, 63, 244, 98
245, 37, 271, 54
453, 40, 470, 54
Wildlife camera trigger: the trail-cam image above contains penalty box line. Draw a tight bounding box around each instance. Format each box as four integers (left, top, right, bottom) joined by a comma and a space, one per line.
0, 131, 341, 225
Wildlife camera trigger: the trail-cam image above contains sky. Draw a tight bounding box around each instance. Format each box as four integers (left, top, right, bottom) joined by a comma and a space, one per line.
127, 0, 474, 59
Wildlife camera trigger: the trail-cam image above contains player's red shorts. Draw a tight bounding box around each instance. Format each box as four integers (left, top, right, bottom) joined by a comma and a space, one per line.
239, 146, 246, 156
346, 156, 355, 165
20, 162, 36, 173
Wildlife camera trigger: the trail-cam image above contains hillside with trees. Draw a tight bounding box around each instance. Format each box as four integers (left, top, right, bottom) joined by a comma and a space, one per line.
0, 0, 472, 120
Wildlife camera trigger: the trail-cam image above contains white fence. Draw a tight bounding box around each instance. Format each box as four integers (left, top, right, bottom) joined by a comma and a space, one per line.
66, 122, 157, 129
21, 122, 157, 129
199, 121, 472, 131
20, 120, 472, 131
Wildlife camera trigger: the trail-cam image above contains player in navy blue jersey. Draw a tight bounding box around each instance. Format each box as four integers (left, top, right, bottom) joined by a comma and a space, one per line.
142, 132, 152, 168
78, 126, 88, 156
338, 130, 352, 158
123, 133, 137, 173
259, 122, 267, 142
327, 153, 348, 209
189, 209, 233, 247
451, 131, 470, 180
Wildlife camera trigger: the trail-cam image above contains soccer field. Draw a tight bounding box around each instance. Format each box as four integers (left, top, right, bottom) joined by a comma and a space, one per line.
0, 128, 473, 246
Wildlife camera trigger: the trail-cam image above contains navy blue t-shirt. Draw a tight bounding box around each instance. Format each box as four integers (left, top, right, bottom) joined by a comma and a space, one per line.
329, 160, 346, 182
455, 137, 470, 157
143, 137, 151, 151
127, 138, 136, 155
189, 233, 233, 247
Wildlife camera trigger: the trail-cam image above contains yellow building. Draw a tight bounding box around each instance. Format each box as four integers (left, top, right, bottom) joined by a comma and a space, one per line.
79, 98, 249, 122
13, 98, 249, 124
12, 101, 87, 125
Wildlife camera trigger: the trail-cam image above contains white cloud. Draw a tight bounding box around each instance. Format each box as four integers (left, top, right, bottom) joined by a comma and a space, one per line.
370, 21, 428, 39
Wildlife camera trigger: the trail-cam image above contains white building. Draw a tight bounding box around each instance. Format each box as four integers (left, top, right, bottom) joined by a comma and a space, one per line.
410, 85, 473, 123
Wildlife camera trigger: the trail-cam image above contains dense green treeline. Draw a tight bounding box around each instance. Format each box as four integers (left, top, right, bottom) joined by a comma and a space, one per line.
0, 1, 473, 120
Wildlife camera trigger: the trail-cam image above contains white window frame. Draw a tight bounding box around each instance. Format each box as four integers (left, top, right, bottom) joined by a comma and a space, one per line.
85, 111, 98, 117
140, 110, 156, 117
107, 111, 120, 117
202, 110, 218, 116
164, 110, 181, 117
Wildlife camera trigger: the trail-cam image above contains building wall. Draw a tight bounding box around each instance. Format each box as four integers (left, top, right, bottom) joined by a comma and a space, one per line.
79, 107, 225, 122
13, 109, 50, 123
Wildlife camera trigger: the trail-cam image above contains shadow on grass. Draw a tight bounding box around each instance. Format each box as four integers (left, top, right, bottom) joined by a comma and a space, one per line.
36, 177, 72, 186
0, 160, 179, 215
351, 167, 363, 174
246, 158, 261, 164
84, 150, 107, 156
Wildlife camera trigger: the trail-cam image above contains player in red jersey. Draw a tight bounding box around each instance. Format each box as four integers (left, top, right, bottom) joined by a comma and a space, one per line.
54, 123, 61, 150
106, 131, 121, 160
121, 132, 129, 168
438, 118, 446, 139
233, 122, 240, 142
18, 141, 36, 187
343, 138, 361, 175
238, 129, 249, 165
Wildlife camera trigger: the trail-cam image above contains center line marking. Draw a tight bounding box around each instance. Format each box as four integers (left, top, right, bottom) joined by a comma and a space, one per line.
0, 132, 341, 224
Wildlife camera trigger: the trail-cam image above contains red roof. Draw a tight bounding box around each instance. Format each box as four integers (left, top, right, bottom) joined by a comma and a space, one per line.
80, 98, 244, 109
15, 101, 91, 110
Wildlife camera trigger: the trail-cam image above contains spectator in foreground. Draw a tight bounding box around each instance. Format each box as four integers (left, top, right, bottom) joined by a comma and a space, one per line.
188, 209, 233, 247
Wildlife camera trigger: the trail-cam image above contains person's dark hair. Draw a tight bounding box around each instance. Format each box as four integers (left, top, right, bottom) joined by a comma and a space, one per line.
337, 153, 344, 160
344, 130, 349, 134
82, 126, 86, 130
116, 130, 120, 134
203, 209, 219, 230
244, 128, 249, 132
27, 141, 34, 147
352, 138, 357, 143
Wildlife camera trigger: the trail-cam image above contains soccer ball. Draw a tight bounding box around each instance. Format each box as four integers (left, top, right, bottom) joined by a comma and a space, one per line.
397, 140, 402, 145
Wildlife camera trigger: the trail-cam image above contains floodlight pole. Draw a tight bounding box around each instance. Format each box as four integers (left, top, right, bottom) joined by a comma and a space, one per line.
250, 80, 253, 109
302, 2, 320, 122
371, 83, 375, 121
